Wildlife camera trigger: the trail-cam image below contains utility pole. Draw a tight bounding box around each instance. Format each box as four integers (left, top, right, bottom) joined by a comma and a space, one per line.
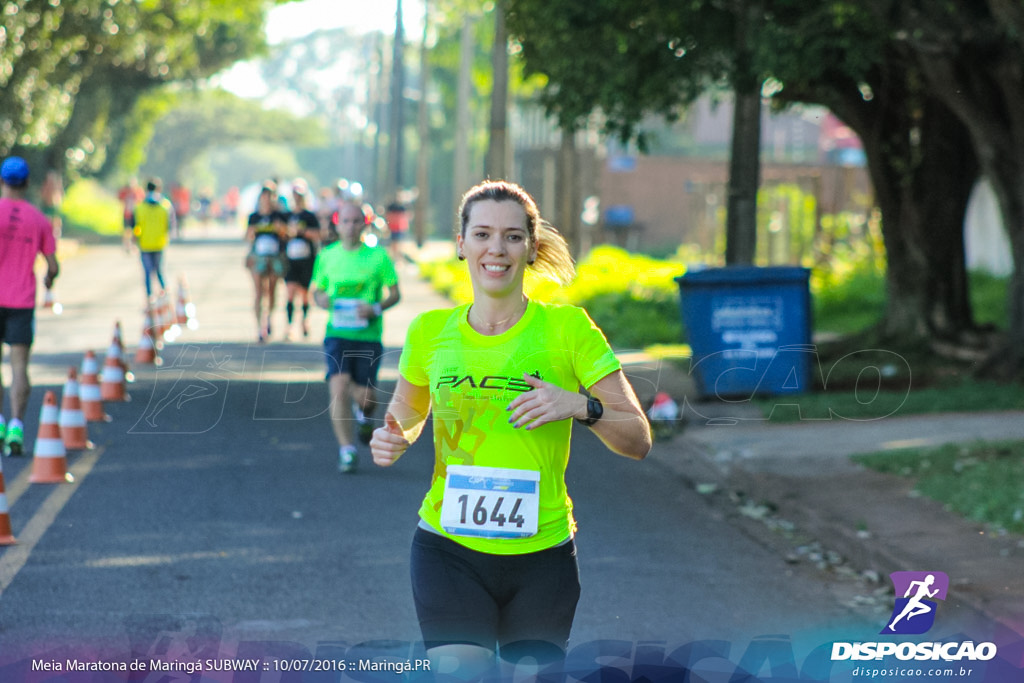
414, 0, 430, 246
485, 1, 509, 180
386, 0, 406, 202
453, 14, 475, 211
370, 34, 386, 202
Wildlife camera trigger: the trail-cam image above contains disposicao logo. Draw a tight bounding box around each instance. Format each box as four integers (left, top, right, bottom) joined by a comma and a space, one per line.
882, 571, 949, 635
831, 571, 998, 663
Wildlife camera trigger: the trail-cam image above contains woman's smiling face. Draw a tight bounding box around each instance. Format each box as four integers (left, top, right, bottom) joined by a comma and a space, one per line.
458, 200, 537, 297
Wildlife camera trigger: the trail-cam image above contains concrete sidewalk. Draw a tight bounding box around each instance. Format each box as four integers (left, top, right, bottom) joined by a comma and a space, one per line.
629, 353, 1024, 637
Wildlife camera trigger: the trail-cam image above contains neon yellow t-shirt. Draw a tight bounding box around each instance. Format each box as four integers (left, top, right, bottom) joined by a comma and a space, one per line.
133, 198, 171, 252
311, 243, 398, 342
399, 301, 621, 555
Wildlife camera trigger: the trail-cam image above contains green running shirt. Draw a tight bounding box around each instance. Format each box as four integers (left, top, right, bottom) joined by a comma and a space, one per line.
399, 301, 621, 555
312, 243, 398, 342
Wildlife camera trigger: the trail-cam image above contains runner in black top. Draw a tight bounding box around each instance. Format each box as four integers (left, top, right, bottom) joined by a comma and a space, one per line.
283, 184, 320, 339
245, 186, 288, 342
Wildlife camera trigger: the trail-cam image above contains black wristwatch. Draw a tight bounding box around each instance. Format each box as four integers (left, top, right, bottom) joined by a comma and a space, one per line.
576, 395, 603, 426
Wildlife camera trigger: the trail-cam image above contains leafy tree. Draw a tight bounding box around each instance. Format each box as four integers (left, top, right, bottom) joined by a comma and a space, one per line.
1, 0, 286, 177
140, 89, 327, 187
863, 0, 1024, 374
506, 0, 998, 363
763, 3, 983, 350
507, 1, 764, 263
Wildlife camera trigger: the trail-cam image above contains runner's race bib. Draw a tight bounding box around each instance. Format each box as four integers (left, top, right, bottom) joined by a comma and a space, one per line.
286, 238, 312, 259
254, 233, 280, 256
331, 298, 369, 329
440, 465, 540, 538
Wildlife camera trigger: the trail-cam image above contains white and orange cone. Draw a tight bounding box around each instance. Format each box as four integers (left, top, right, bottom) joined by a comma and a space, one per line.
30, 391, 73, 484
0, 460, 16, 544
135, 311, 159, 365
58, 368, 92, 451
155, 291, 172, 339
176, 276, 198, 330
79, 351, 110, 422
100, 348, 128, 402
108, 325, 133, 383
175, 283, 189, 325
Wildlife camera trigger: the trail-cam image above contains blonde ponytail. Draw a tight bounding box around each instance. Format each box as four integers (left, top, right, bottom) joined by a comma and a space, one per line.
532, 220, 576, 286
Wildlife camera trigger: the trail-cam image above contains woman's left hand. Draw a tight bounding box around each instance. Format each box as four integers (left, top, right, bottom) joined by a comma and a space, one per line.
506, 373, 586, 430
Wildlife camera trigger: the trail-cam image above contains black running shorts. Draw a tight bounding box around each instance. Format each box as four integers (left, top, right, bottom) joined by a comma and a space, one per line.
410, 527, 580, 663
0, 307, 34, 346
323, 337, 383, 386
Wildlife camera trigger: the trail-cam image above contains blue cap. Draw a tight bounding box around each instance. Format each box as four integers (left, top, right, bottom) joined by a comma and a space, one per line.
1, 156, 29, 186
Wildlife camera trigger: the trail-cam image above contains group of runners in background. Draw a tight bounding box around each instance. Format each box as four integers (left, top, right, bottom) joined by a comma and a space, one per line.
242, 177, 407, 344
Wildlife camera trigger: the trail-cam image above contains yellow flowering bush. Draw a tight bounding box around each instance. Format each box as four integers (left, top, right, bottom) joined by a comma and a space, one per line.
419, 245, 694, 349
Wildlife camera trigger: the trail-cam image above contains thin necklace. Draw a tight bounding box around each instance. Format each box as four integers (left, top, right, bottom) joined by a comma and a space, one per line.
469, 300, 527, 331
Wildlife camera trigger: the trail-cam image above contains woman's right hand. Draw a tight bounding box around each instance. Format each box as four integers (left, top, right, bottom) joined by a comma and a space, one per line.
371, 413, 411, 467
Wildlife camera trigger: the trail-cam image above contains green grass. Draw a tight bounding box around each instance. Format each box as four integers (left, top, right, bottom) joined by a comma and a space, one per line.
812, 266, 1009, 334
755, 378, 1024, 422
59, 179, 123, 240
812, 265, 887, 335
853, 441, 1024, 534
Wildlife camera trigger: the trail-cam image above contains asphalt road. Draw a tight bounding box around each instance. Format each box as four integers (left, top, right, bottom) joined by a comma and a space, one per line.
0, 230, 885, 678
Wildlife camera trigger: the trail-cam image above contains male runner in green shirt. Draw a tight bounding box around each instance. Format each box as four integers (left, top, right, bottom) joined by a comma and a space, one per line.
311, 200, 400, 473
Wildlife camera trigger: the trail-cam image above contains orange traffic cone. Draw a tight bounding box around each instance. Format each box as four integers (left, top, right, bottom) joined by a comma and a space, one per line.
0, 460, 16, 544
176, 276, 198, 330
79, 351, 109, 422
135, 311, 159, 365
180, 278, 197, 331
100, 347, 128, 402
155, 291, 172, 338
58, 368, 92, 451
108, 325, 133, 382
30, 391, 72, 484
175, 282, 189, 325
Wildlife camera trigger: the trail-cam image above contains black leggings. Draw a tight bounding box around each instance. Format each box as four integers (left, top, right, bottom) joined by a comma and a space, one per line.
410, 527, 580, 662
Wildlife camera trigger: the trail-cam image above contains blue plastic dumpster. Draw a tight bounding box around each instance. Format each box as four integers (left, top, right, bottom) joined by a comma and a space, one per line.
675, 266, 813, 399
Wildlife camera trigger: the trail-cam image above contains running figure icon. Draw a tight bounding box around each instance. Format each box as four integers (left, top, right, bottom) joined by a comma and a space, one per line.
882, 571, 949, 635
888, 574, 939, 631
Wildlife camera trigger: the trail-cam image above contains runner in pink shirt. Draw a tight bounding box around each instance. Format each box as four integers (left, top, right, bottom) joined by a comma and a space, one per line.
0, 156, 60, 456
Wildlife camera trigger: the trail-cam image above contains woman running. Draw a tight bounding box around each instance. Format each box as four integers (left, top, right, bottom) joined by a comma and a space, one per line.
370, 180, 652, 677
283, 184, 320, 339
245, 186, 288, 342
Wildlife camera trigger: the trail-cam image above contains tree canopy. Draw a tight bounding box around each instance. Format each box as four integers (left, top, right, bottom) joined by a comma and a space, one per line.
507, 0, 1023, 374
0, 0, 287, 176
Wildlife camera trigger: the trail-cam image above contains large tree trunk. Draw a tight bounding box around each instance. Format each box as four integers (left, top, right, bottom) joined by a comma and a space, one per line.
724, 0, 763, 266
881, 0, 1024, 377
820, 66, 982, 352
873, 100, 980, 342
910, 54, 1024, 376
